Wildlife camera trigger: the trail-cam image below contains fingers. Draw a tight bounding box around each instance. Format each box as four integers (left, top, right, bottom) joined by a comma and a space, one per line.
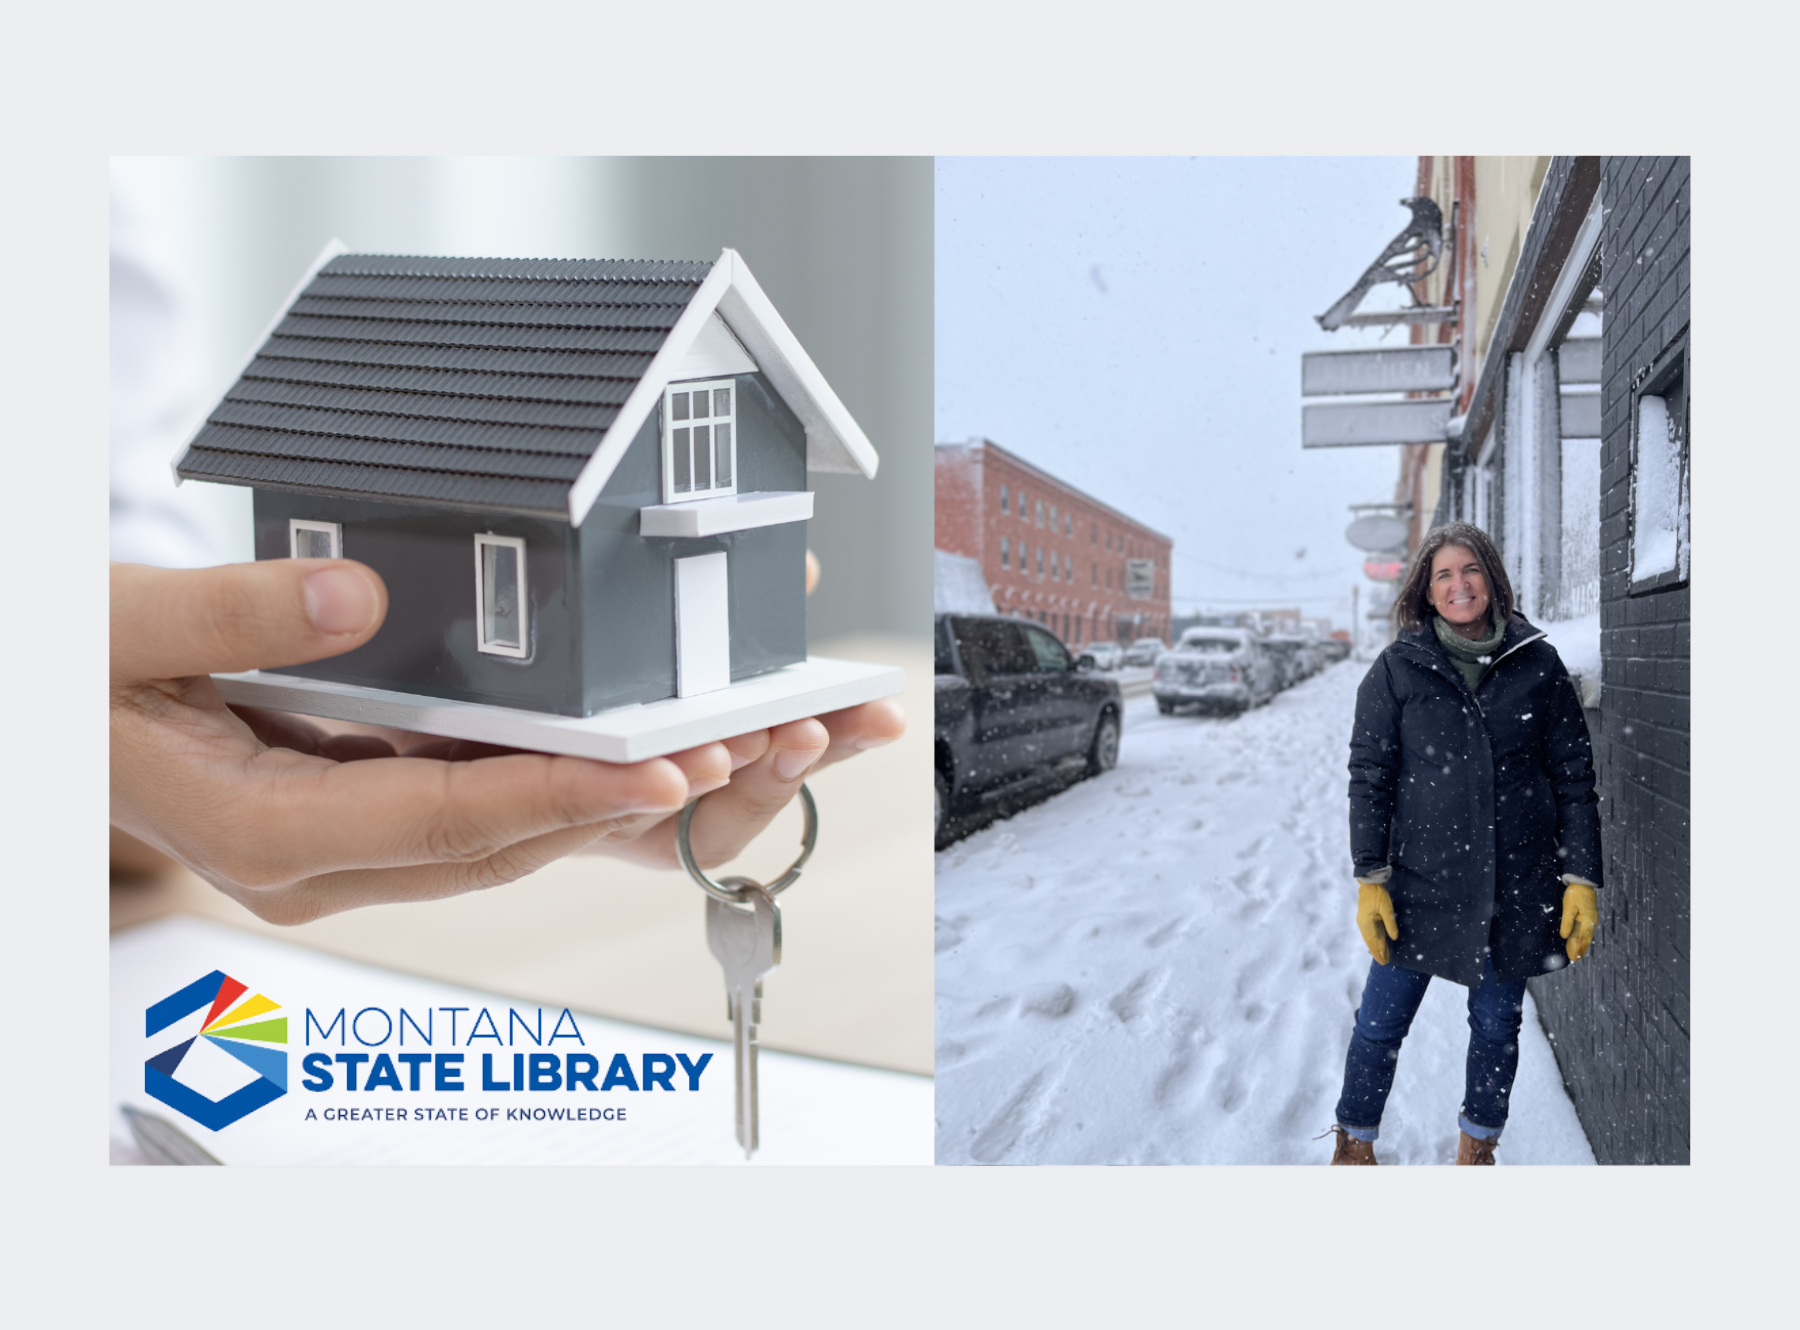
604, 718, 830, 870
173, 747, 692, 890
811, 699, 907, 773
112, 559, 387, 682
1358, 913, 1389, 966
213, 820, 626, 924
1567, 917, 1594, 962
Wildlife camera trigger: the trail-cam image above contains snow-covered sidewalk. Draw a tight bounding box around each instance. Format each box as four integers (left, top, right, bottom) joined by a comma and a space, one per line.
935, 660, 1596, 1165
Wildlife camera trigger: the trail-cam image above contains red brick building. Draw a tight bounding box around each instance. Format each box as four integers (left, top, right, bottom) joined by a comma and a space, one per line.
935, 437, 1173, 648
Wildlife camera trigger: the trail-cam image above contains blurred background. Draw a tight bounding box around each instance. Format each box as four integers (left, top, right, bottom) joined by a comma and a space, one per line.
110, 157, 933, 1074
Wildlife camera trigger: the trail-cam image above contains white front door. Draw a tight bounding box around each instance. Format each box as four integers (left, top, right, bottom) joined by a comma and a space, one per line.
674, 552, 731, 697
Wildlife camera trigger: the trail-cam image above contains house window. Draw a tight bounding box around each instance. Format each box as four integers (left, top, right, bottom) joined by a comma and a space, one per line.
1065, 513, 1073, 536
1630, 342, 1690, 592
475, 533, 528, 658
1017, 490, 1026, 518
1036, 501, 1044, 528
1091, 562, 1097, 587
1036, 547, 1044, 575
289, 519, 341, 559
999, 484, 1009, 513
1064, 553, 1072, 580
1001, 536, 1010, 569
1049, 504, 1057, 528
662, 379, 737, 503
1091, 522, 1098, 545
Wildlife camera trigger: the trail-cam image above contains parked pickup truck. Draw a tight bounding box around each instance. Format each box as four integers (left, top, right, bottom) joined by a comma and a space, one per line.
935, 613, 1122, 847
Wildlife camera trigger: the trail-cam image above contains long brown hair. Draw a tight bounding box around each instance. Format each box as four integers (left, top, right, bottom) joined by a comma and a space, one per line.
1392, 521, 1514, 632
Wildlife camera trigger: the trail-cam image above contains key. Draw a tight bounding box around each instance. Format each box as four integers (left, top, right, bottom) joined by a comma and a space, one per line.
705, 878, 782, 1158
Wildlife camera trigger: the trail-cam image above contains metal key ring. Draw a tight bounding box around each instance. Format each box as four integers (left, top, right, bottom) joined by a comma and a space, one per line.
677, 782, 818, 906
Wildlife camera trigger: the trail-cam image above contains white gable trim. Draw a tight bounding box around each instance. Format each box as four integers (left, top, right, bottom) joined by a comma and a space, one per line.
668, 312, 757, 380
566, 248, 878, 525
170, 237, 349, 486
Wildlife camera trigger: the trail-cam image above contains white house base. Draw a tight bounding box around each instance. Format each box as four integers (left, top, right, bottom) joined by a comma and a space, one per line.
211, 656, 905, 764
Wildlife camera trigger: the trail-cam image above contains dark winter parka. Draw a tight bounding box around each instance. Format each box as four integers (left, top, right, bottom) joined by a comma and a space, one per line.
1347, 613, 1603, 987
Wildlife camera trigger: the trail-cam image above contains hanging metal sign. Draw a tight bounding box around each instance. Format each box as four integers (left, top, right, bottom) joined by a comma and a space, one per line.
1345, 514, 1410, 551
1303, 398, 1455, 448
1363, 557, 1404, 582
1302, 345, 1456, 396
1125, 559, 1155, 600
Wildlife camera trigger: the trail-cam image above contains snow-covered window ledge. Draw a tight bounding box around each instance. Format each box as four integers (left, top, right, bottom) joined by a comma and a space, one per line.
639, 490, 814, 538
1539, 612, 1602, 710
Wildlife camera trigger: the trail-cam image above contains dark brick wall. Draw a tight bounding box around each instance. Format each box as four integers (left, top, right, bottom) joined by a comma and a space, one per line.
1529, 156, 1690, 1164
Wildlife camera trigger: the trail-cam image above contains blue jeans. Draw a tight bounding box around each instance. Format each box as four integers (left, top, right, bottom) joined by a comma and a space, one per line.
1334, 955, 1527, 1143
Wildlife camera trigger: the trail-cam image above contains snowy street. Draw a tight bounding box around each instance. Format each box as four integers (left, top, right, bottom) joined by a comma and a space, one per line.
934, 659, 1596, 1165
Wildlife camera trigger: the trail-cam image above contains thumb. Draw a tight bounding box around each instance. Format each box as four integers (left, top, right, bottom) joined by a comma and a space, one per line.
1560, 891, 1576, 940
1380, 892, 1398, 940
112, 559, 387, 682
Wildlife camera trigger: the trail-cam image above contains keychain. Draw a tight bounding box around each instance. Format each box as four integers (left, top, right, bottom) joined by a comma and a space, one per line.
676, 784, 818, 1158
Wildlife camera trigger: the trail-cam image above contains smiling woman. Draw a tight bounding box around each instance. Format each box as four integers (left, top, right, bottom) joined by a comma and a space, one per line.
1330, 519, 1603, 1166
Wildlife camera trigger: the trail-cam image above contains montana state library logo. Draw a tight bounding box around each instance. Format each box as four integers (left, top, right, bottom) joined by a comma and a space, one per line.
145, 971, 287, 1130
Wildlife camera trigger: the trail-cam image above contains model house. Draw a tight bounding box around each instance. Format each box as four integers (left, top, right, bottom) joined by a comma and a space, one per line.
174, 247, 878, 719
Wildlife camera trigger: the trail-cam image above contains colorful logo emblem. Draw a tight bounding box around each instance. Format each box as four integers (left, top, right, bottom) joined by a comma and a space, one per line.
145, 971, 287, 1131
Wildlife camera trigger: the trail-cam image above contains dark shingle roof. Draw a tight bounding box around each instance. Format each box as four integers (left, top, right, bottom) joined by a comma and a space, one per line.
176, 254, 715, 519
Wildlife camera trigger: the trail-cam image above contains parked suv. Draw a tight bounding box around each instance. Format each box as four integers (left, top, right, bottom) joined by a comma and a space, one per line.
1122, 637, 1167, 667
1084, 640, 1125, 671
1153, 627, 1277, 715
935, 613, 1122, 846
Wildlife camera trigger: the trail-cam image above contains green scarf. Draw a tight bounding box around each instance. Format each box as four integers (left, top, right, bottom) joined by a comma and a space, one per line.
1432, 613, 1506, 694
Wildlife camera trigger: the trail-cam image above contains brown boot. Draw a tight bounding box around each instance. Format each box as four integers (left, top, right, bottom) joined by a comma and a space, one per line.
1456, 1131, 1497, 1165
1329, 1127, 1377, 1165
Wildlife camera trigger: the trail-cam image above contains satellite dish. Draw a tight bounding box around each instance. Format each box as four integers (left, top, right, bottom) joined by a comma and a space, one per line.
1346, 514, 1409, 551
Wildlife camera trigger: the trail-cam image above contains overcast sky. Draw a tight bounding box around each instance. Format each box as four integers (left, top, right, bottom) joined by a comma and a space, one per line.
935, 156, 1423, 632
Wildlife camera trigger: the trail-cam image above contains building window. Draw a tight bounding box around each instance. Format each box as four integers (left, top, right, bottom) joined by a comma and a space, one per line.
1036, 547, 1044, 576
1000, 484, 1009, 513
1017, 490, 1026, 517
289, 519, 341, 559
475, 533, 528, 658
1091, 522, 1098, 545
661, 379, 737, 503
1036, 501, 1044, 528
1065, 512, 1073, 536
1630, 342, 1690, 592
1091, 562, 1097, 587
1001, 536, 1010, 570
1063, 552, 1072, 580
1049, 504, 1057, 529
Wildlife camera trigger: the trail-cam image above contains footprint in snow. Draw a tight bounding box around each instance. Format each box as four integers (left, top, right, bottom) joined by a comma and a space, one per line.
1143, 918, 1185, 949
1108, 971, 1164, 1023
1217, 1075, 1249, 1114
934, 917, 965, 953
968, 1069, 1053, 1164
1022, 983, 1077, 1019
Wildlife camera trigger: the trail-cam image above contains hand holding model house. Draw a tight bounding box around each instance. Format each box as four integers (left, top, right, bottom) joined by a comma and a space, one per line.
109, 556, 901, 924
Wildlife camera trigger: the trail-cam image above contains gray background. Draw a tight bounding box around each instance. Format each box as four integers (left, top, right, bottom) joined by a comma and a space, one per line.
111, 156, 933, 644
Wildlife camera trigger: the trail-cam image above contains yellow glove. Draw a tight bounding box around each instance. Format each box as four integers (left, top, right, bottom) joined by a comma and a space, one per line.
1356, 883, 1398, 965
1561, 882, 1599, 962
